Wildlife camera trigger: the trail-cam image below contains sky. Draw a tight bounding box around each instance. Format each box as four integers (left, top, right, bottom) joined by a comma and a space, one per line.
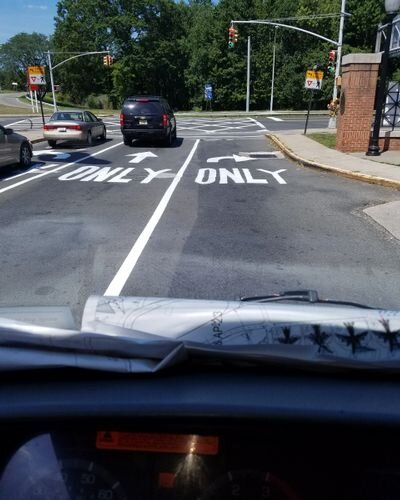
0, 0, 58, 44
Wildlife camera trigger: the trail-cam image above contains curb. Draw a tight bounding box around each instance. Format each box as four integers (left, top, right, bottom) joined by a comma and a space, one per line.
267, 133, 400, 191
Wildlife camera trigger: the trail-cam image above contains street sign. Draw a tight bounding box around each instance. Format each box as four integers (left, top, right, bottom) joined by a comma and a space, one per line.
28, 65, 46, 85
204, 83, 213, 101
305, 70, 324, 90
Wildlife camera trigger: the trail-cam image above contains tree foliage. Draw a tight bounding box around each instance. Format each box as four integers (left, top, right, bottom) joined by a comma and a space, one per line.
0, 0, 389, 109
0, 33, 50, 88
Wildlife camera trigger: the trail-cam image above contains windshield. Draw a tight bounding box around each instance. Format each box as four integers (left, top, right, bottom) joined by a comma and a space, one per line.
0, 0, 400, 363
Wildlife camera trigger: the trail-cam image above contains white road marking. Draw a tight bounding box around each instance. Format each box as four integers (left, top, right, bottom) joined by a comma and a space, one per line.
0, 163, 59, 182
33, 150, 71, 160
39, 162, 60, 169
142, 168, 171, 183
126, 152, 158, 163
104, 139, 200, 296
238, 151, 284, 159
267, 116, 284, 122
248, 117, 267, 129
3, 118, 27, 127
0, 141, 123, 195
258, 168, 287, 184
194, 167, 287, 185
207, 154, 259, 163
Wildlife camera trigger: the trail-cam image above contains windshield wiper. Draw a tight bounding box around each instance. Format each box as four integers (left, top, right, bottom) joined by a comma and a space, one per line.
240, 290, 375, 310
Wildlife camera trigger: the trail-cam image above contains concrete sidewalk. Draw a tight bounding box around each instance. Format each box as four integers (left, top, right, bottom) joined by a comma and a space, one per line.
21, 130, 46, 144
267, 130, 400, 190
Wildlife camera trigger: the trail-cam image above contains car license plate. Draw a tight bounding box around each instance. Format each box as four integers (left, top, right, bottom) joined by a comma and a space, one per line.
139, 120, 147, 125
58, 128, 67, 132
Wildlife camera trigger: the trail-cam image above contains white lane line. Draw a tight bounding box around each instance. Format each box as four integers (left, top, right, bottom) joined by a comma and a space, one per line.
3, 118, 27, 127
0, 141, 123, 195
2, 163, 59, 182
104, 139, 200, 296
267, 116, 284, 122
248, 117, 268, 130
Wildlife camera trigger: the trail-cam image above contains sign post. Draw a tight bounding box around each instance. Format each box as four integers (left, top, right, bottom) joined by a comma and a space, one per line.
28, 66, 47, 123
37, 86, 47, 126
304, 70, 324, 135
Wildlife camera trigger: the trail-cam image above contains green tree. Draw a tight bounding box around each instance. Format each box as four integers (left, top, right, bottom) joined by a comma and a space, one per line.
52, 0, 113, 104
0, 32, 50, 88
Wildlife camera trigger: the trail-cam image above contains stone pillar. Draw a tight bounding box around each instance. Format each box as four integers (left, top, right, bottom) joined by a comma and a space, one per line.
336, 53, 382, 153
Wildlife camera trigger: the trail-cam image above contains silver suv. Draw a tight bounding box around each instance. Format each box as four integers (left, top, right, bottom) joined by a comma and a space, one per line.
0, 125, 32, 169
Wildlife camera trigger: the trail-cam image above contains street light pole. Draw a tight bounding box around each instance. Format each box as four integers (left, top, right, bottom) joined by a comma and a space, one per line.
270, 27, 278, 113
367, 0, 400, 156
47, 50, 57, 112
246, 36, 251, 112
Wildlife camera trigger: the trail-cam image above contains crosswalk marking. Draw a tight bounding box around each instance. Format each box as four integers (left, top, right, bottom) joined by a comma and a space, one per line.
267, 116, 284, 122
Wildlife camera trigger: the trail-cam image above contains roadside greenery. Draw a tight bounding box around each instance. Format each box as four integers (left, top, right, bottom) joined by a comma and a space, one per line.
308, 132, 336, 148
0, 0, 392, 111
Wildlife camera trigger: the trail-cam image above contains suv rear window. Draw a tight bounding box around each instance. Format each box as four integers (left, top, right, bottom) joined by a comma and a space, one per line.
123, 101, 162, 114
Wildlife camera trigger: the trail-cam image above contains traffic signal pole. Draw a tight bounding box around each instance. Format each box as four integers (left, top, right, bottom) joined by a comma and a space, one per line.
47, 50, 110, 112
232, 17, 343, 121
329, 0, 347, 129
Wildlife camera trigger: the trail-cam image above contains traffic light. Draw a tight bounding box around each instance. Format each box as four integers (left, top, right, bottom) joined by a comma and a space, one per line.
228, 26, 235, 48
103, 55, 113, 66
327, 50, 336, 76
234, 27, 238, 44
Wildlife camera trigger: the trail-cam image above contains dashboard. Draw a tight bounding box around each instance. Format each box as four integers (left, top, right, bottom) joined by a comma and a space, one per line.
0, 367, 400, 499
1, 425, 400, 500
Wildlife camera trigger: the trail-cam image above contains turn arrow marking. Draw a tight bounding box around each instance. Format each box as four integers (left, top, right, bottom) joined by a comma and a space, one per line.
207, 154, 259, 164
126, 152, 158, 164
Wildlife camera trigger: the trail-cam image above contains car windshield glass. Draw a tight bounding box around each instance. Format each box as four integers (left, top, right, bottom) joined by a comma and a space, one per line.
50, 112, 83, 121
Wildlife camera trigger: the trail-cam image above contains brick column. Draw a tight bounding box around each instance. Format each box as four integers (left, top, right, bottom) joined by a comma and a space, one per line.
336, 53, 382, 153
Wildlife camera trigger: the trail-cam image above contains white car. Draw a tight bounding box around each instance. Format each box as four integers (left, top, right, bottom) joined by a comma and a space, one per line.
43, 110, 107, 147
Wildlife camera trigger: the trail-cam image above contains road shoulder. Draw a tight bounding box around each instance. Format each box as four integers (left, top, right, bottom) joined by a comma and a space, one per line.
267, 132, 400, 190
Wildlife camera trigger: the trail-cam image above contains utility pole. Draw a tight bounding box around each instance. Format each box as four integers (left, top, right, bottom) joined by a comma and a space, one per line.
47, 50, 57, 112
270, 27, 278, 113
246, 36, 251, 112
329, 0, 346, 129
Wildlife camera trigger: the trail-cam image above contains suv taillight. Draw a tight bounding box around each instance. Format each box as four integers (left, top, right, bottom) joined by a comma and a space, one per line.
162, 113, 168, 128
120, 113, 125, 127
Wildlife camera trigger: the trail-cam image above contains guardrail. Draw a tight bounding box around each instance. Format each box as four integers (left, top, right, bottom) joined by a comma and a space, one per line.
10, 118, 44, 131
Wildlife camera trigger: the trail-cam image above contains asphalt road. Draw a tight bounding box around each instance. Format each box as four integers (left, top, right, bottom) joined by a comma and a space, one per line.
1, 117, 399, 323
0, 92, 33, 109
0, 114, 330, 133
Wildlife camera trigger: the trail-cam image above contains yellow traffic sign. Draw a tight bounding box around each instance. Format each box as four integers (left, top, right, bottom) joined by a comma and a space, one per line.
306, 70, 324, 80
28, 65, 46, 85
28, 65, 45, 75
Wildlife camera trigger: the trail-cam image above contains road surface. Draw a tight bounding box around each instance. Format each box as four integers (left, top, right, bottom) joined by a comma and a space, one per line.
0, 117, 399, 323
0, 92, 33, 109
